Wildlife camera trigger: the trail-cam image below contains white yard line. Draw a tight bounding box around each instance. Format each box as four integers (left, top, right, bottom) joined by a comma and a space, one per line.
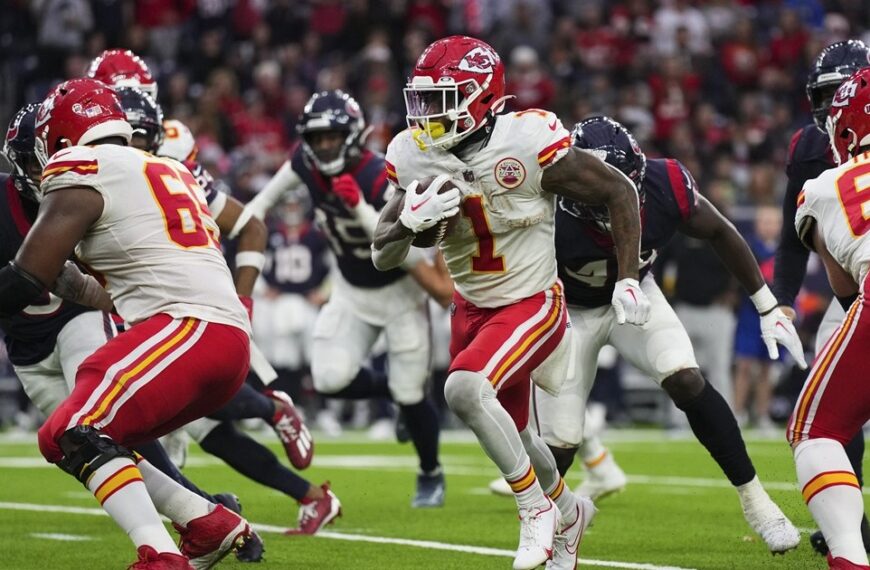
30, 532, 95, 541
0, 501, 695, 570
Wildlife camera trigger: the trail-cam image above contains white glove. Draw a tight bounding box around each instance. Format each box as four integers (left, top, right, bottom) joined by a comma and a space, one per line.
750, 285, 807, 369
760, 308, 808, 369
399, 175, 461, 234
611, 278, 651, 326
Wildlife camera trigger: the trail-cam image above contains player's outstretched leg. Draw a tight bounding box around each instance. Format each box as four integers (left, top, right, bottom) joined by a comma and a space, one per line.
520, 427, 596, 570
199, 422, 341, 534
795, 438, 869, 568
664, 369, 800, 554
444, 370, 558, 570
574, 436, 627, 501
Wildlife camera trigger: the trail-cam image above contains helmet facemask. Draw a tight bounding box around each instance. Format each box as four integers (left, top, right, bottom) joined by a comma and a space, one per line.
404, 76, 486, 151
301, 128, 359, 176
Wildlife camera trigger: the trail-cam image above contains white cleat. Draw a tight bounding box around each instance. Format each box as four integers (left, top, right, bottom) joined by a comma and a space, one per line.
490, 477, 513, 497
742, 495, 801, 554
547, 496, 596, 570
574, 452, 627, 501
513, 498, 560, 570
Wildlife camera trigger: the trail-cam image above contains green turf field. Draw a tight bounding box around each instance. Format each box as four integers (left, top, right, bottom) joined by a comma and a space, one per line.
0, 429, 853, 569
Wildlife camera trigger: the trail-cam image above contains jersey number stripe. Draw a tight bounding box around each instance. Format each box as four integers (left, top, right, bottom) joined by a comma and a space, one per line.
143, 161, 218, 249
462, 196, 505, 273
836, 161, 870, 237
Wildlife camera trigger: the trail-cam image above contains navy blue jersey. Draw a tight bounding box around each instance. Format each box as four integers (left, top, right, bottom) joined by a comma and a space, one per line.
290, 146, 405, 288
262, 220, 330, 294
772, 124, 834, 307
182, 158, 227, 207
557, 158, 699, 307
0, 175, 93, 366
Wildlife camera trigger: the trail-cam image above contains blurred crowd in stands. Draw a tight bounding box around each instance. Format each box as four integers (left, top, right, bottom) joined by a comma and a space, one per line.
0, 0, 861, 431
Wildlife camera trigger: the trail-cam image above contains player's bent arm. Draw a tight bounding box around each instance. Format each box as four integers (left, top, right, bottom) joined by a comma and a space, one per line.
678, 196, 766, 295
229, 160, 301, 239
372, 188, 415, 270
408, 251, 454, 308
542, 148, 641, 279
812, 224, 859, 299
214, 195, 268, 297
0, 187, 103, 317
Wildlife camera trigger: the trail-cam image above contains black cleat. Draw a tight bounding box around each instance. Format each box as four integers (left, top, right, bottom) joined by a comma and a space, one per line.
810, 530, 829, 556
412, 471, 445, 508
213, 493, 242, 515
235, 529, 265, 563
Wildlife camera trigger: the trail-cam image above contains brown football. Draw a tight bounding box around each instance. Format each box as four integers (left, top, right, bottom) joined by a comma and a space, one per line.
406, 176, 461, 248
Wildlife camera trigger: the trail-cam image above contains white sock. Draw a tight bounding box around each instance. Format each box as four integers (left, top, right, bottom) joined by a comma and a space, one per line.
519, 427, 576, 526
795, 438, 868, 565
505, 458, 548, 510
579, 436, 608, 468
136, 458, 212, 526
86, 457, 179, 553
736, 475, 770, 510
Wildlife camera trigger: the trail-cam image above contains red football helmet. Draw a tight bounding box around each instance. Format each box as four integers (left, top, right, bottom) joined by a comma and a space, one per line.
34, 78, 133, 167
87, 49, 157, 98
827, 67, 870, 164
404, 36, 507, 150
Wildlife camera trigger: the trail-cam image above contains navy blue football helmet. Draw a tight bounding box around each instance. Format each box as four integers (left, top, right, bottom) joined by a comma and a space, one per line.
563, 116, 646, 228
3, 103, 40, 201
116, 86, 164, 153
297, 90, 367, 176
807, 40, 870, 131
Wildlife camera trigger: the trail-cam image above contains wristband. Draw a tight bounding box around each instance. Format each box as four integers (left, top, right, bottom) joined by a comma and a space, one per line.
236, 251, 266, 271
750, 284, 778, 315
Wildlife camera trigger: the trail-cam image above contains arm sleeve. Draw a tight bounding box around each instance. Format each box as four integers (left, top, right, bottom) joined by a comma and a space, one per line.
229, 160, 301, 239
772, 172, 811, 307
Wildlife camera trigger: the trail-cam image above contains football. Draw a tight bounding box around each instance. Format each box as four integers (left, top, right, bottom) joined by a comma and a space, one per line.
407, 176, 461, 248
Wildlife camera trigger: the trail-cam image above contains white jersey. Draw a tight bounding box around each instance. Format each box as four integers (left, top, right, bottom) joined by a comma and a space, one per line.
41, 144, 250, 332
796, 151, 870, 284
386, 110, 571, 308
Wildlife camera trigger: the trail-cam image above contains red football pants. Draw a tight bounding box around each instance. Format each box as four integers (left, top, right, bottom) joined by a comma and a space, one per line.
38, 314, 250, 463
449, 281, 567, 431
788, 275, 870, 446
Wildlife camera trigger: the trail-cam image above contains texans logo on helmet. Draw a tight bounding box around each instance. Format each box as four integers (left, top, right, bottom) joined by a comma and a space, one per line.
5, 120, 19, 142
458, 47, 498, 73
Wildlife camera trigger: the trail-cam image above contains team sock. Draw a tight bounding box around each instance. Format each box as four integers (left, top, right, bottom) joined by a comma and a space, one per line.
506, 460, 548, 511
677, 380, 756, 486
520, 427, 576, 526
136, 457, 212, 526
87, 457, 179, 553
579, 436, 609, 469
132, 440, 215, 502
208, 383, 274, 422
327, 368, 392, 400
796, 438, 868, 565
399, 400, 441, 474
200, 422, 311, 501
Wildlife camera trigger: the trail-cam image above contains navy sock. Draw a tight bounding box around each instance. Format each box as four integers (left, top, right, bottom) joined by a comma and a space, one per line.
400, 400, 441, 473
326, 367, 391, 400
676, 381, 756, 486
133, 440, 216, 502
845, 430, 865, 486
208, 383, 274, 422
200, 422, 311, 501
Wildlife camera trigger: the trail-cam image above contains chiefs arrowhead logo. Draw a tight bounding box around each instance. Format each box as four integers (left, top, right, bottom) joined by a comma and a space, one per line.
458, 47, 498, 74
35, 92, 57, 130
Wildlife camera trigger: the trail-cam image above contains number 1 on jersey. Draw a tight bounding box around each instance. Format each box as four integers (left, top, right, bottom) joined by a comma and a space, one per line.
836, 161, 870, 237
462, 196, 505, 273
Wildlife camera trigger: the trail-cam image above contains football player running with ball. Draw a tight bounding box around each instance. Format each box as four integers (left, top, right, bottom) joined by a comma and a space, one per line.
527, 116, 803, 554
790, 67, 870, 570
373, 36, 649, 570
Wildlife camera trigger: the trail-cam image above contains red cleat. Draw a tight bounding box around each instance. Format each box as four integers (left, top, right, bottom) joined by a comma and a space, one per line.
286, 482, 342, 535
174, 505, 251, 570
128, 546, 193, 569
828, 554, 870, 569
265, 389, 314, 469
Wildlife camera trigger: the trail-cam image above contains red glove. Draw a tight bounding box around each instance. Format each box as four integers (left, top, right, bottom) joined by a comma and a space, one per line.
331, 174, 362, 208
239, 295, 254, 324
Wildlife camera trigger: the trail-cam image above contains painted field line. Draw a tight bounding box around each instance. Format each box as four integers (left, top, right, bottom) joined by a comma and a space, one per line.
0, 501, 695, 570
31, 532, 94, 541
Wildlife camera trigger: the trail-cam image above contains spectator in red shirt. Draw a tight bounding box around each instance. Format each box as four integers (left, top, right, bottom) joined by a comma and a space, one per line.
505, 46, 556, 112
720, 17, 768, 90
648, 55, 700, 141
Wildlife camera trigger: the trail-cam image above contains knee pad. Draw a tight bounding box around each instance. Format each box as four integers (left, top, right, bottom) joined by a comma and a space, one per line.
311, 353, 359, 394
443, 370, 492, 419
56, 425, 135, 485
663, 369, 706, 407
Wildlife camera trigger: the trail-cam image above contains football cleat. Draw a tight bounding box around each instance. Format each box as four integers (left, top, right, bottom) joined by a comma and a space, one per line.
128, 546, 193, 570
412, 471, 446, 508
812, 530, 831, 556
174, 505, 251, 570
264, 389, 314, 470
513, 498, 559, 570
235, 530, 265, 563
827, 554, 870, 569
489, 477, 513, 497
212, 493, 241, 515
741, 494, 800, 554
287, 482, 342, 535
547, 496, 597, 570
574, 451, 627, 501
